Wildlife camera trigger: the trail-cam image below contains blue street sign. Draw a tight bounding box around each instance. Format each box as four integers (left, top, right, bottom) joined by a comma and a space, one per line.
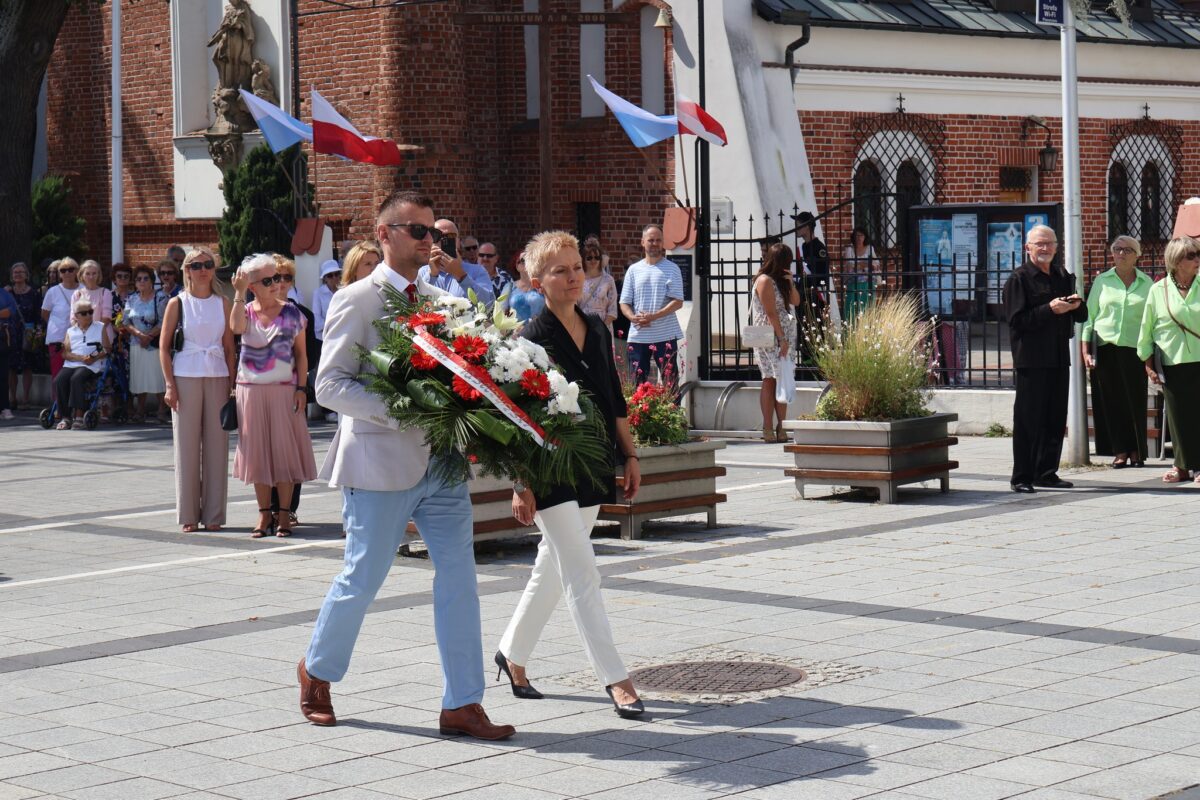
1037, 0, 1065, 26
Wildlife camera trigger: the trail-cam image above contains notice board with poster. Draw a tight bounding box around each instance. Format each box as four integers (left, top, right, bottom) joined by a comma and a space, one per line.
907, 202, 1062, 313
665, 254, 694, 302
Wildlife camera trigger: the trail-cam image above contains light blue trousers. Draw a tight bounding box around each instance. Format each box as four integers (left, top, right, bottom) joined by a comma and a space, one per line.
305, 471, 484, 709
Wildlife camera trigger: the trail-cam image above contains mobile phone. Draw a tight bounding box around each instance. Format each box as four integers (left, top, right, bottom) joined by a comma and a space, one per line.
440, 235, 457, 259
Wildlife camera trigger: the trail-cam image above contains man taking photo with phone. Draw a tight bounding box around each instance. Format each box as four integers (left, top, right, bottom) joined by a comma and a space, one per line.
418, 219, 496, 308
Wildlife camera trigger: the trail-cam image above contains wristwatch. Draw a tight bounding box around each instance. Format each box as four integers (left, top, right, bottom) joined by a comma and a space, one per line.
513, 481, 528, 494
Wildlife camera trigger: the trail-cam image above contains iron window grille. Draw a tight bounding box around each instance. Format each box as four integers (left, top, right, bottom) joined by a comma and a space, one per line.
1107, 116, 1182, 244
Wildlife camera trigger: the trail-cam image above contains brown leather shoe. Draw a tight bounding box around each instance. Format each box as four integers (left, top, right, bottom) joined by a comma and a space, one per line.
438, 703, 515, 740
297, 657, 336, 726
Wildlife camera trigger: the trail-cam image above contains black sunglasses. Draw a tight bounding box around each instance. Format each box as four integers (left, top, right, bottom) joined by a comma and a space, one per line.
278, 274, 295, 283
462, 244, 479, 251
187, 260, 215, 271
479, 252, 497, 258
158, 271, 177, 277
60, 267, 77, 274
386, 222, 444, 242
77, 309, 94, 316
258, 275, 281, 287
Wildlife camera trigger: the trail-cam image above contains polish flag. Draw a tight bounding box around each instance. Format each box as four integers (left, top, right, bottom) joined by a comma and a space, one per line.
311, 89, 403, 166
676, 96, 728, 147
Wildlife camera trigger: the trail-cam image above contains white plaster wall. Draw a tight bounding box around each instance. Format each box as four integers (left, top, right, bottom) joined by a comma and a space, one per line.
775, 27, 1200, 121
170, 0, 292, 219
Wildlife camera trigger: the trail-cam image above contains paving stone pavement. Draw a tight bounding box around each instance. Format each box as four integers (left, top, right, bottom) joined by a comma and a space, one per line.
3, 410, 1200, 799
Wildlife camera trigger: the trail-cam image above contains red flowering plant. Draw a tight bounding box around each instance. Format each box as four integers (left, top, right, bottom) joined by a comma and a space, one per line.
612, 343, 690, 447
360, 287, 609, 494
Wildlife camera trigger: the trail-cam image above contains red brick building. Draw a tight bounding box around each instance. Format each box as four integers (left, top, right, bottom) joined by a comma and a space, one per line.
43, 0, 677, 273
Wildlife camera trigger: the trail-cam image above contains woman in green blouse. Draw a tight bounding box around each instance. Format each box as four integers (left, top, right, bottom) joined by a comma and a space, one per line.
1082, 236, 1152, 468
1137, 236, 1200, 483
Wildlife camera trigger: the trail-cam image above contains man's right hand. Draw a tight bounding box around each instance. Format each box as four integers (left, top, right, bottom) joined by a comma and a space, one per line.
1050, 297, 1081, 314
430, 245, 465, 280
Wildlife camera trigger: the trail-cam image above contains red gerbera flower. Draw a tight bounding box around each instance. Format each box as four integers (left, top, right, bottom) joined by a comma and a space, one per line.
410, 348, 439, 371
519, 369, 551, 400
452, 376, 483, 402
406, 312, 446, 329
452, 334, 489, 363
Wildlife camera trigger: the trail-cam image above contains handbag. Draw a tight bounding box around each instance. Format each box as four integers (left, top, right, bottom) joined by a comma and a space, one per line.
170, 294, 185, 354
741, 283, 776, 349
219, 395, 238, 431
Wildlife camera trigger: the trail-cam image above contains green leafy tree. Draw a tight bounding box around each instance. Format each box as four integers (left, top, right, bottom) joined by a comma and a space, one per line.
31, 174, 87, 267
217, 144, 314, 270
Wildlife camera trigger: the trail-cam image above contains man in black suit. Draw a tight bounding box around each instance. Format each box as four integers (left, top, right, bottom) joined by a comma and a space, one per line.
1002, 224, 1087, 493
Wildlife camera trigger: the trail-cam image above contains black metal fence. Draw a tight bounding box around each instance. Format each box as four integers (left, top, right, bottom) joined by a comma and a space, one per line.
700, 196, 1167, 388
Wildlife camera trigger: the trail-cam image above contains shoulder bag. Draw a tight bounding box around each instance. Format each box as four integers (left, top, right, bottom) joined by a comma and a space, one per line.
170, 294, 185, 354
741, 280, 776, 349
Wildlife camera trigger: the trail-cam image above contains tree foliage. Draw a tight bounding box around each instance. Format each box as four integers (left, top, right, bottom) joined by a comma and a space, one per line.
31, 174, 87, 267
216, 144, 314, 270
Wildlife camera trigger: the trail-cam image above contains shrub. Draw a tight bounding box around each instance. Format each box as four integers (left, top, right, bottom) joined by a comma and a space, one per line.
217, 144, 314, 269
807, 292, 933, 421
31, 175, 87, 268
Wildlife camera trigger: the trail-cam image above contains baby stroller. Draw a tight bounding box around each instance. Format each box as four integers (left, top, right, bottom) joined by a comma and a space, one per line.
38, 341, 131, 430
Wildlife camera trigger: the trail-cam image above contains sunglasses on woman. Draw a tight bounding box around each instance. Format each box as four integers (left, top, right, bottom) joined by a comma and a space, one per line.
60, 267, 77, 274
277, 274, 295, 283
258, 275, 281, 287
77, 309, 94, 316
187, 260, 215, 271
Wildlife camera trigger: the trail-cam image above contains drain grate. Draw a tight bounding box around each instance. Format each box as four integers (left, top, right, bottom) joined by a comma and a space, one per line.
629, 660, 806, 694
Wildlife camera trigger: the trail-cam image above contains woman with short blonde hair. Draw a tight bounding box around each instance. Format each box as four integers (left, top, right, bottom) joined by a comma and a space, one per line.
230, 254, 317, 538
52, 298, 111, 429
1138, 235, 1200, 483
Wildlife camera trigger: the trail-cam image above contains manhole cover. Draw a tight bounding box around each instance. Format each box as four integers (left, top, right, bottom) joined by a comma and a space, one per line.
629, 660, 806, 694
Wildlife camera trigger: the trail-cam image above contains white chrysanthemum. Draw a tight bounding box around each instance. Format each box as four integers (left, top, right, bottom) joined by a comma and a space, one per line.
546, 372, 582, 415
435, 295, 473, 312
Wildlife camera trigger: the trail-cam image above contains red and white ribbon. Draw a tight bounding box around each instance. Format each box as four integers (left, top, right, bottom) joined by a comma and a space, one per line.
411, 327, 553, 448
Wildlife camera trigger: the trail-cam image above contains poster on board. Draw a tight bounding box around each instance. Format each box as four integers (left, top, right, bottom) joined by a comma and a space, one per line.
987, 221, 1024, 303
920, 219, 954, 316
1024, 213, 1050, 237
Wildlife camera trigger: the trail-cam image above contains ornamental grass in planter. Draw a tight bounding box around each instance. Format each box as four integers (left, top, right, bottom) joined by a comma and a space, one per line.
787, 293, 958, 503
808, 292, 933, 422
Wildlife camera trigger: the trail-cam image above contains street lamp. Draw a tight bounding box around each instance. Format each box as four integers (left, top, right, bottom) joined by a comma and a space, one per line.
1022, 115, 1059, 173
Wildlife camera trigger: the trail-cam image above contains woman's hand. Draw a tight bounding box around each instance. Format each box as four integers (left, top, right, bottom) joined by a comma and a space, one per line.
164, 383, 179, 411
512, 488, 536, 526
1082, 351, 1095, 369
231, 270, 250, 295
779, 341, 790, 360
293, 387, 306, 414
1146, 364, 1161, 385
622, 457, 641, 501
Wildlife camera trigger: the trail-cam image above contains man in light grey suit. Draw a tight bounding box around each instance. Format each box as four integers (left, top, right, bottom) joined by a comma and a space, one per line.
298, 190, 515, 741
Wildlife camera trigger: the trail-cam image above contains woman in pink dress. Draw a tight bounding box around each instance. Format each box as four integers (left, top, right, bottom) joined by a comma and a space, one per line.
230, 254, 317, 538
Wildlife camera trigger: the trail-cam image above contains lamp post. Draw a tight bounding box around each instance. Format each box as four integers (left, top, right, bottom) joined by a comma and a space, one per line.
695, 0, 711, 380
1061, 0, 1089, 466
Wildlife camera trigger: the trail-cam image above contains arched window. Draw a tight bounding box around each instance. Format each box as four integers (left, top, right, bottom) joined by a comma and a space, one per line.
1108, 162, 1129, 238
1108, 125, 1180, 242
896, 161, 923, 251
853, 161, 883, 249
1141, 162, 1162, 241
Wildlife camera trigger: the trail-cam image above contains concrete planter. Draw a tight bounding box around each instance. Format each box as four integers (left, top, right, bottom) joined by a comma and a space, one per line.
598, 440, 727, 540
782, 413, 959, 503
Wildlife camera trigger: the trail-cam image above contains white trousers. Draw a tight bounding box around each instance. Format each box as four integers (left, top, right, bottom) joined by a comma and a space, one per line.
498, 502, 628, 687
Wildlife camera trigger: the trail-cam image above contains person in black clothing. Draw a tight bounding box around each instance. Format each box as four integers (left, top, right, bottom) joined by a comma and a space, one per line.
495, 230, 645, 720
1003, 225, 1087, 493
792, 212, 829, 371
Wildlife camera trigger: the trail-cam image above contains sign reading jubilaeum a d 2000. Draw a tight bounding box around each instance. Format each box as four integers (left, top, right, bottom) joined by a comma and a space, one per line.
1036, 0, 1065, 26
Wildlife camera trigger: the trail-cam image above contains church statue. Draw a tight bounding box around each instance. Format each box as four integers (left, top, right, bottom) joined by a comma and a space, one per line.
251, 59, 279, 106
208, 0, 255, 94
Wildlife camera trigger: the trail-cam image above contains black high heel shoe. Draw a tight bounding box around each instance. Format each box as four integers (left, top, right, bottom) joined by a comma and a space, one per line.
605, 685, 645, 719
494, 650, 543, 699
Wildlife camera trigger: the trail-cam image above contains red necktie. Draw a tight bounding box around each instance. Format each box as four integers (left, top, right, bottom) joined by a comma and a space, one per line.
405, 285, 417, 304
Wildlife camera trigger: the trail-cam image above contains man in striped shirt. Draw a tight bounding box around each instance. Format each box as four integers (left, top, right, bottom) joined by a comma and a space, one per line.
619, 224, 683, 387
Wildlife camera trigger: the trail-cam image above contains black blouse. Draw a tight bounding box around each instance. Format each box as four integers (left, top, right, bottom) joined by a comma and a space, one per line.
522, 306, 628, 509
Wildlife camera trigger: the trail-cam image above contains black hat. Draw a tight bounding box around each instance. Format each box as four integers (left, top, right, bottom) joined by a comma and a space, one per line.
793, 211, 817, 227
